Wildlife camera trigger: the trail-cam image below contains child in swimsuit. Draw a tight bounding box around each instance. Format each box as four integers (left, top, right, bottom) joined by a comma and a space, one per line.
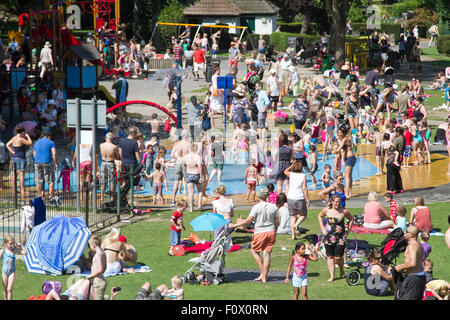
245, 159, 259, 203
149, 163, 167, 205
284, 242, 318, 300
0, 236, 26, 300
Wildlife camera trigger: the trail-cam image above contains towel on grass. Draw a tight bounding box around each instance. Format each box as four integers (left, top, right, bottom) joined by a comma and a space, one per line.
350, 225, 390, 235
181, 241, 242, 254
78, 264, 151, 278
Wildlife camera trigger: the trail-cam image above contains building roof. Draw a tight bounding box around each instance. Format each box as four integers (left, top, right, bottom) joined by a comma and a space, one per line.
184, 0, 279, 16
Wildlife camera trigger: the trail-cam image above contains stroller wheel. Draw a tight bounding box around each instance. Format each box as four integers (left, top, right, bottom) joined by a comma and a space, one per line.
346, 269, 361, 286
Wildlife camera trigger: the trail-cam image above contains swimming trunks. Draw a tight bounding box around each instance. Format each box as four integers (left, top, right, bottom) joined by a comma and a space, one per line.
186, 173, 200, 184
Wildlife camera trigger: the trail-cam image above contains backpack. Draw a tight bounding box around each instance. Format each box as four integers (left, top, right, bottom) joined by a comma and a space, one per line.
42, 281, 62, 295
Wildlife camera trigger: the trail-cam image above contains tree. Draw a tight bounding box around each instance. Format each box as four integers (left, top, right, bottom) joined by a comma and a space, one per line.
324, 0, 350, 63
436, 0, 450, 34
275, 0, 329, 34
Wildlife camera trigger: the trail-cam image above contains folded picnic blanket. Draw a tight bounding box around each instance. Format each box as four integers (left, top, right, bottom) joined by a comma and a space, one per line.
350, 225, 390, 235
181, 241, 242, 254
78, 264, 151, 278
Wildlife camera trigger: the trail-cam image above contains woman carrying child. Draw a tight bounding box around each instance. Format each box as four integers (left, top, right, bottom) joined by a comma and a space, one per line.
284, 242, 318, 300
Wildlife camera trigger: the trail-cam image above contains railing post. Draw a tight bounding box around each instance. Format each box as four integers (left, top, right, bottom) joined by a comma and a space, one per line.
130, 164, 134, 212
116, 174, 120, 222
84, 181, 89, 226
13, 164, 17, 209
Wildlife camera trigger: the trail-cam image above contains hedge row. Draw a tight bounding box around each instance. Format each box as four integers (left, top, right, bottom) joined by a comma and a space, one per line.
350, 23, 402, 37
436, 35, 450, 56
277, 22, 321, 35
269, 32, 321, 52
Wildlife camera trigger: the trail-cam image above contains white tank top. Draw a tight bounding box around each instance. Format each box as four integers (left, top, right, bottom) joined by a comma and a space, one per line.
79, 145, 92, 162
287, 172, 305, 200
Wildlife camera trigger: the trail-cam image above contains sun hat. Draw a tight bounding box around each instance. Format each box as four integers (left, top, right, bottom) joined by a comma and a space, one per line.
257, 187, 269, 199
48, 99, 56, 105
232, 86, 246, 96
270, 68, 277, 74
44, 41, 51, 48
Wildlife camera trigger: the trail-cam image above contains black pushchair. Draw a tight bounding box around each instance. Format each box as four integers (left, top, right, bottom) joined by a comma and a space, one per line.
102, 165, 143, 212
380, 228, 408, 286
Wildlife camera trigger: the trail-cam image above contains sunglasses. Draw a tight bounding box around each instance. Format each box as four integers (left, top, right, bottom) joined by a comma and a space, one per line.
374, 256, 382, 260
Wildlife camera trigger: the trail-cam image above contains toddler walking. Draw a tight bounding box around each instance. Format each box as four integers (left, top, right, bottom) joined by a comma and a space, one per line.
284, 242, 318, 300
168, 200, 187, 256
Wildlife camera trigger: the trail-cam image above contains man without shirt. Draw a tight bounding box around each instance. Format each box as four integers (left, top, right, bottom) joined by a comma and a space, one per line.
184, 143, 203, 212
86, 235, 107, 300
171, 130, 190, 206
394, 225, 426, 300
100, 132, 119, 202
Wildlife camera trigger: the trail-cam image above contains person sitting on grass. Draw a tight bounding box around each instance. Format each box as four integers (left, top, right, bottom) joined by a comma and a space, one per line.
164, 275, 184, 300
363, 192, 395, 230
134, 281, 169, 300
364, 247, 396, 297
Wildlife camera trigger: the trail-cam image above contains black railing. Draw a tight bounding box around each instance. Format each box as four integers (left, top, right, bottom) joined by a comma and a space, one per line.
0, 163, 138, 244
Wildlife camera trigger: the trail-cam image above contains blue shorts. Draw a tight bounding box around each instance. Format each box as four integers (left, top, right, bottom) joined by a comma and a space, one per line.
170, 230, 181, 246
292, 274, 308, 288
12, 158, 26, 170
258, 48, 265, 54
344, 155, 357, 167
212, 50, 218, 55
404, 145, 412, 158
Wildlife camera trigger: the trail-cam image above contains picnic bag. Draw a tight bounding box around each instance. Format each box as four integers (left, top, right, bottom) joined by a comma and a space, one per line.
42, 281, 62, 295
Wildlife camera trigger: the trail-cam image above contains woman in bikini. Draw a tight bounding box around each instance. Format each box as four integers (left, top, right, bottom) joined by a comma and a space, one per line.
337, 127, 356, 199
101, 228, 125, 276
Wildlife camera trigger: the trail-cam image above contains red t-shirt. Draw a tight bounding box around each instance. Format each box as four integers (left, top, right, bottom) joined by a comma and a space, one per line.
170, 210, 183, 232
404, 130, 413, 146
193, 49, 205, 64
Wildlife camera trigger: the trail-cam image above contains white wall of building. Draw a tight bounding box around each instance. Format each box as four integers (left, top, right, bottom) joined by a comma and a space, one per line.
255, 15, 277, 35
201, 17, 240, 34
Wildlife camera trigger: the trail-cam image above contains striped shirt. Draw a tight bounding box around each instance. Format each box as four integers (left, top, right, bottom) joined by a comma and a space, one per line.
389, 199, 398, 222
173, 44, 183, 61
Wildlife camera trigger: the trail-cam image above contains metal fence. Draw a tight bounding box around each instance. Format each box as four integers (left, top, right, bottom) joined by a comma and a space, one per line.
0, 163, 138, 244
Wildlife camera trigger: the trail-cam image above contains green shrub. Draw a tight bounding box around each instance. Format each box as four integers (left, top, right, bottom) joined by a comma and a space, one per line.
407, 8, 439, 38
391, 0, 424, 18
277, 22, 320, 35
443, 40, 450, 56
269, 32, 320, 52
436, 35, 450, 54
351, 23, 401, 37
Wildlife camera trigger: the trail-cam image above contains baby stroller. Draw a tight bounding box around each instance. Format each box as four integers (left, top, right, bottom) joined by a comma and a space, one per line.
242, 74, 260, 96
102, 165, 143, 212
380, 228, 408, 288
380, 228, 408, 266
182, 228, 232, 285
344, 237, 370, 286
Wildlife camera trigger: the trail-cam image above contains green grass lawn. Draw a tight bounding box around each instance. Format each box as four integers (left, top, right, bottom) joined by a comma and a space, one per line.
11, 202, 450, 300
421, 47, 450, 69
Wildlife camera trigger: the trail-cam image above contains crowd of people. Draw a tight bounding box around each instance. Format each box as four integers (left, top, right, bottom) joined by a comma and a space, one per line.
1, 13, 449, 302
